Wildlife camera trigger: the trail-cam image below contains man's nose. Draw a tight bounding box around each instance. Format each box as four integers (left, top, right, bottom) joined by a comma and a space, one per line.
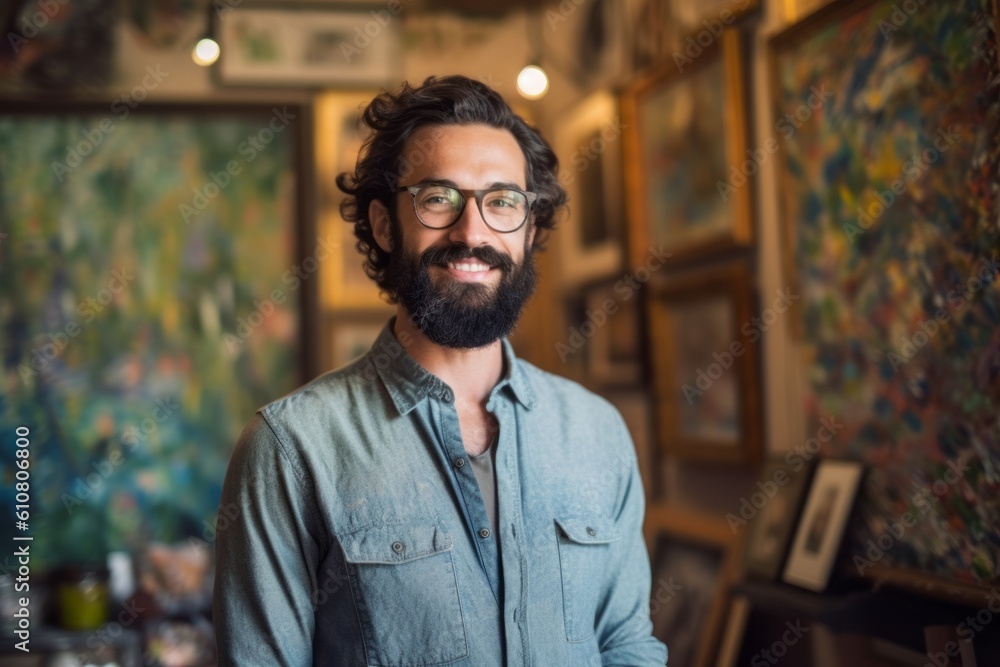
447, 197, 493, 246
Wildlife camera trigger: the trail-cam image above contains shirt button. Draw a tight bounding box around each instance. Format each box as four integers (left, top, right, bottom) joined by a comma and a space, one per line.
587, 528, 597, 537
441, 389, 453, 402
455, 457, 466, 468
479, 528, 491, 539
392, 541, 404, 553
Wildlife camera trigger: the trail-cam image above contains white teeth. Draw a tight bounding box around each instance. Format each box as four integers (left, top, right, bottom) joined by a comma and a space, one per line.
448, 261, 491, 272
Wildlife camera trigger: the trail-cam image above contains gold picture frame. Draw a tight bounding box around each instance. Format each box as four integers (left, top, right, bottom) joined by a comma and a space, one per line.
647, 262, 762, 465
622, 28, 752, 268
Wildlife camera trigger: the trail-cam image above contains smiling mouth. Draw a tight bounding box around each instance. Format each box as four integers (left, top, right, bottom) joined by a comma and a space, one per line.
446, 260, 494, 272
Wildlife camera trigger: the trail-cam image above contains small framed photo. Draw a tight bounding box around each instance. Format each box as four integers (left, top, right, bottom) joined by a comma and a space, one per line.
323, 313, 389, 372
741, 458, 815, 581
622, 28, 752, 265
644, 506, 741, 667
216, 8, 399, 87
782, 459, 865, 592
552, 90, 625, 287
647, 262, 761, 465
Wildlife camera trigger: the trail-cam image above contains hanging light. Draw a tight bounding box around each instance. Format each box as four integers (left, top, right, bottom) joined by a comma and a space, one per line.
192, 38, 220, 67
516, 64, 548, 100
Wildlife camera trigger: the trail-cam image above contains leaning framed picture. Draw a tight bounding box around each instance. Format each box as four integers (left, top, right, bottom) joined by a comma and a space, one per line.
552, 90, 626, 288
644, 506, 741, 667
0, 102, 311, 570
215, 7, 399, 87
621, 28, 752, 266
315, 90, 394, 312
647, 262, 761, 465
741, 458, 816, 581
782, 459, 865, 592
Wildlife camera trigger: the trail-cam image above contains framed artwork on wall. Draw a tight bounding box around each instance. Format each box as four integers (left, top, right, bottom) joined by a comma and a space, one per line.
769, 0, 1000, 591
552, 91, 625, 288
643, 506, 741, 667
647, 262, 761, 465
622, 28, 752, 266
0, 102, 310, 570
215, 8, 399, 87
315, 90, 394, 312
577, 280, 642, 387
741, 458, 816, 581
782, 459, 864, 592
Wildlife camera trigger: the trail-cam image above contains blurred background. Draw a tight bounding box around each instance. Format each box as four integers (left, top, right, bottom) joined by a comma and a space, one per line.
0, 0, 998, 665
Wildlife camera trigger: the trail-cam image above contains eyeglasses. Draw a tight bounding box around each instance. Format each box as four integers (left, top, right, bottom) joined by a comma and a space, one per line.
396, 183, 537, 233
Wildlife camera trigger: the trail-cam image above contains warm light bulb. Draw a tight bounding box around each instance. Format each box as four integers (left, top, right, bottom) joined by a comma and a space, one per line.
192, 38, 220, 67
516, 65, 548, 99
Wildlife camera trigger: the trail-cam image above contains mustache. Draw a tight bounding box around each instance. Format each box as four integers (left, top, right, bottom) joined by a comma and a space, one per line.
419, 244, 515, 273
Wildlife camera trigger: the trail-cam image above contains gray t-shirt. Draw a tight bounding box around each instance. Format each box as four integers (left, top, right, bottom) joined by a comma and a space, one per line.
468, 435, 498, 534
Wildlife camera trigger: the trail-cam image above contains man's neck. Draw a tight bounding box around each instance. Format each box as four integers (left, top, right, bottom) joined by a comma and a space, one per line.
393, 307, 505, 406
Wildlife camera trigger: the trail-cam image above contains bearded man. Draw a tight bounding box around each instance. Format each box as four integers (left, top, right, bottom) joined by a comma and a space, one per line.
213, 75, 668, 667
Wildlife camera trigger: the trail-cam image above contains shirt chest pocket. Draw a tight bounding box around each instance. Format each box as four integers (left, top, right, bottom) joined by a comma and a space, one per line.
340, 522, 469, 666
555, 516, 622, 643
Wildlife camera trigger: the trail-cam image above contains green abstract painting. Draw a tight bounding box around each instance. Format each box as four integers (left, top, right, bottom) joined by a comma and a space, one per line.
0, 105, 303, 569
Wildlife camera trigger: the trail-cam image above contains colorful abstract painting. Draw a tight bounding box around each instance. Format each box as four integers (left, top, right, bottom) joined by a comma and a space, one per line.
772, 0, 1000, 585
0, 105, 303, 569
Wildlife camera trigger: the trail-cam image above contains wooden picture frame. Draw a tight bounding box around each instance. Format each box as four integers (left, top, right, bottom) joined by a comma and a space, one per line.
647, 262, 761, 465
741, 458, 816, 581
622, 28, 752, 267
552, 91, 625, 288
215, 7, 398, 87
580, 281, 642, 387
782, 459, 864, 592
644, 506, 742, 667
315, 90, 394, 312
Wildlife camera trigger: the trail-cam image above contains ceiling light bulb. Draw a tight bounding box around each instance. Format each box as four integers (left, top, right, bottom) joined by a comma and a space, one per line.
192, 38, 220, 67
517, 65, 548, 100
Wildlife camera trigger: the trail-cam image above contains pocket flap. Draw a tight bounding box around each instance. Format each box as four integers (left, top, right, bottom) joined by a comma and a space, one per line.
555, 517, 621, 545
340, 522, 453, 564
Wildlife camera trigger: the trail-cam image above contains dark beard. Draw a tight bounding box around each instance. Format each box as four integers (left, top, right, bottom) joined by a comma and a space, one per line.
384, 233, 538, 349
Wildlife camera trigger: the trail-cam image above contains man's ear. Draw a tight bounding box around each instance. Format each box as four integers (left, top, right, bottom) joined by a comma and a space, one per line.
527, 217, 536, 249
369, 199, 393, 253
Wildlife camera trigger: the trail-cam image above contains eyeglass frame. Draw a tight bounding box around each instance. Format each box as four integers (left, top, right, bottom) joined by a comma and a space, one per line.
395, 181, 538, 233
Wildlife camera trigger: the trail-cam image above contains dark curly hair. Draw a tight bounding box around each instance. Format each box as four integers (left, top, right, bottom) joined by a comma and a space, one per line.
335, 75, 567, 296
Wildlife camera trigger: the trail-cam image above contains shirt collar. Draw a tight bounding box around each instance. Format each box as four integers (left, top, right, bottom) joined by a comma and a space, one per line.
369, 316, 536, 416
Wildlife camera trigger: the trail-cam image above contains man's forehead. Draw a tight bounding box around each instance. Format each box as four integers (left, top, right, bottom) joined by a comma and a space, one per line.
400, 123, 527, 184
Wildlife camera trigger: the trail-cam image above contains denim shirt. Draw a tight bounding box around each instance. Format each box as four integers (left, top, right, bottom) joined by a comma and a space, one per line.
213, 317, 668, 666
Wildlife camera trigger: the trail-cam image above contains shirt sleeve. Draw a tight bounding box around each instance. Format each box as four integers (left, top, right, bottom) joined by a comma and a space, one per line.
597, 411, 669, 666
213, 412, 323, 666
